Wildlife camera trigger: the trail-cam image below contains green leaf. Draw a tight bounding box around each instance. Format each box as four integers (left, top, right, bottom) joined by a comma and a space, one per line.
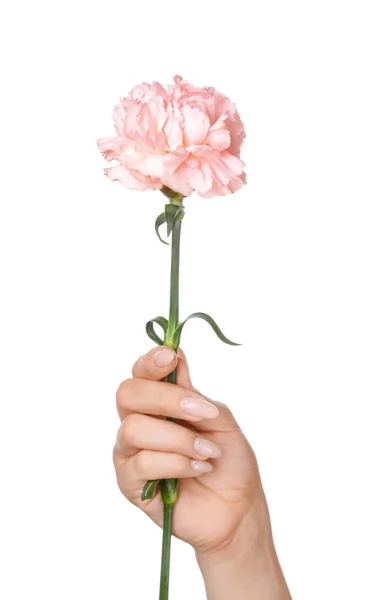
155, 212, 169, 245
175, 312, 241, 346
165, 204, 184, 237
146, 316, 168, 346
141, 479, 161, 501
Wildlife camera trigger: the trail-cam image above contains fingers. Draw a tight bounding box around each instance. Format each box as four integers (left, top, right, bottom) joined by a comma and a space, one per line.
116, 377, 219, 424
116, 373, 240, 432
120, 346, 239, 433
175, 348, 195, 390
114, 449, 214, 503
114, 413, 222, 460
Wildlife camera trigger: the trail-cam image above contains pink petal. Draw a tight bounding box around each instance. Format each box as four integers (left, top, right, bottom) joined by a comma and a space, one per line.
129, 81, 168, 103
186, 144, 213, 156
105, 164, 161, 191
163, 163, 194, 197
182, 105, 210, 146
124, 147, 188, 179
113, 104, 126, 136
205, 128, 231, 151
97, 136, 125, 161
221, 152, 246, 175
210, 113, 228, 131
188, 161, 213, 194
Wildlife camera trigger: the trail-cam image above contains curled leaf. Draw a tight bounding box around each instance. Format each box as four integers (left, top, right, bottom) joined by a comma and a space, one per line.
175, 312, 241, 346
165, 204, 184, 237
155, 212, 169, 245
146, 316, 168, 346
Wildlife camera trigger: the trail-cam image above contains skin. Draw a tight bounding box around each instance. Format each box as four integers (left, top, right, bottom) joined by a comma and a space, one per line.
113, 346, 292, 599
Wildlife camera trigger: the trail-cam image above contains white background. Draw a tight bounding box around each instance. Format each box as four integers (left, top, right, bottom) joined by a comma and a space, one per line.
1, 1, 365, 598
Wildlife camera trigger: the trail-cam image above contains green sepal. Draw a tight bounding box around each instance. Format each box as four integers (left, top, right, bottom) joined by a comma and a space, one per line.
141, 479, 161, 501
155, 212, 169, 245
174, 312, 241, 347
165, 204, 184, 238
160, 186, 185, 204
160, 478, 179, 505
146, 316, 169, 346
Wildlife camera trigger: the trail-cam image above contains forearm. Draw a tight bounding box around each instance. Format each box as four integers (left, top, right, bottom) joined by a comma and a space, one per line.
196, 502, 291, 600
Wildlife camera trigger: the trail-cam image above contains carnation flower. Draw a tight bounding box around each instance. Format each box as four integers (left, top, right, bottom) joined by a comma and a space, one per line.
97, 75, 246, 198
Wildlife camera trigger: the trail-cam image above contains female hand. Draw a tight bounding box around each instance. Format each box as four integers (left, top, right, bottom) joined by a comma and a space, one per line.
113, 346, 291, 599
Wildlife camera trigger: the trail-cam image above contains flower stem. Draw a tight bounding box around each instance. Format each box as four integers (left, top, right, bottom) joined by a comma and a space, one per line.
164, 212, 181, 406
159, 201, 183, 600
165, 216, 181, 351
159, 504, 173, 600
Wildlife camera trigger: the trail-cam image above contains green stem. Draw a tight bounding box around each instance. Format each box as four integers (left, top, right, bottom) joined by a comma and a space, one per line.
165, 215, 181, 412
159, 504, 173, 600
159, 199, 183, 600
165, 217, 181, 350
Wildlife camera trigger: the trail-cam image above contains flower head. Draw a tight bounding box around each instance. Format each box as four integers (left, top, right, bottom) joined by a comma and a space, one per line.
97, 75, 246, 198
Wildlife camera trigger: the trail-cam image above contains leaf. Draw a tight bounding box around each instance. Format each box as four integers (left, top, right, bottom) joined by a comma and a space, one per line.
141, 479, 161, 501
175, 312, 241, 346
155, 212, 169, 245
146, 316, 168, 346
165, 204, 184, 237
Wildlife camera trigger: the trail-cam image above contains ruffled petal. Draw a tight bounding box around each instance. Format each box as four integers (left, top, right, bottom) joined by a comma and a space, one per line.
97, 136, 125, 161
163, 163, 194, 197
98, 75, 246, 198
182, 105, 210, 146
205, 128, 230, 151
187, 160, 213, 195
105, 164, 161, 191
123, 147, 188, 179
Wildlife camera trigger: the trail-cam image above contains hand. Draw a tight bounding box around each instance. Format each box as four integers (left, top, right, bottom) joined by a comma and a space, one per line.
113, 346, 291, 599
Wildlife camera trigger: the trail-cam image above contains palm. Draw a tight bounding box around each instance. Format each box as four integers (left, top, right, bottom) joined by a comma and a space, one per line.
139, 425, 261, 555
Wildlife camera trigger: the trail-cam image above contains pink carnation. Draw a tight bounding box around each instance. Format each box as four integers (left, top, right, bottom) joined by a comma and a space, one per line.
97, 75, 246, 199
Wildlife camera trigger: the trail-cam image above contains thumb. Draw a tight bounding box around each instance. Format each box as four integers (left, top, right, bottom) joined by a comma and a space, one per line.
175, 348, 200, 394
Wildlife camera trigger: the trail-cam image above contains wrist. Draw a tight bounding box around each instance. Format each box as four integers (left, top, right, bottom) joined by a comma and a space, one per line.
195, 496, 291, 600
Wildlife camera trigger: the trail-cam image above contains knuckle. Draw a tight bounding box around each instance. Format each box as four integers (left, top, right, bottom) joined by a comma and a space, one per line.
120, 413, 139, 443
215, 399, 230, 412
116, 377, 135, 408
175, 454, 188, 471
112, 444, 124, 471
131, 355, 143, 377
180, 427, 194, 449
112, 444, 119, 466
175, 454, 192, 476
216, 400, 235, 419
135, 450, 151, 475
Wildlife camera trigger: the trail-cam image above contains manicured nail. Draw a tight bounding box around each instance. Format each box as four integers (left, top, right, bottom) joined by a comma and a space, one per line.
194, 437, 222, 458
180, 397, 219, 419
153, 348, 175, 367
191, 460, 214, 473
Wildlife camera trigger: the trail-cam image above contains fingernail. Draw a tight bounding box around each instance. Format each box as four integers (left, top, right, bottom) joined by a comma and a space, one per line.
194, 437, 222, 458
191, 460, 214, 473
153, 348, 175, 367
180, 397, 219, 419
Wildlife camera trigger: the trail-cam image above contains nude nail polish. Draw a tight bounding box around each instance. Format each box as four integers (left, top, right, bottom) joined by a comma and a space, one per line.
153, 348, 175, 367
194, 437, 222, 458
191, 460, 214, 473
180, 397, 219, 418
